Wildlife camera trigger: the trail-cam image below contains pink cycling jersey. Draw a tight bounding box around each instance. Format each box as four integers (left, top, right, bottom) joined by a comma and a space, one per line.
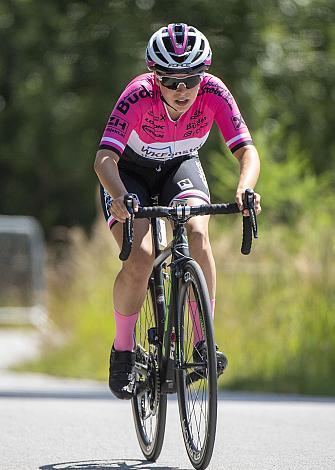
99, 73, 253, 162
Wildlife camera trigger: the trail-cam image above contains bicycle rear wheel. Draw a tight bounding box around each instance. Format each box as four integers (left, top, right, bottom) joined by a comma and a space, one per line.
176, 260, 217, 470
131, 278, 167, 461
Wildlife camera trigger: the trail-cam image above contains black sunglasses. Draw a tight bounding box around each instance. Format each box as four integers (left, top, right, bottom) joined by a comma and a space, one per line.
156, 73, 203, 90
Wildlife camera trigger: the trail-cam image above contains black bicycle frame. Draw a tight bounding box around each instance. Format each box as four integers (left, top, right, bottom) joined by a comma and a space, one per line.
149, 208, 191, 395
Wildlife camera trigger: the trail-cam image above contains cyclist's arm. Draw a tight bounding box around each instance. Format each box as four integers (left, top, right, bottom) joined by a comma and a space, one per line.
94, 149, 132, 222
95, 79, 145, 220
209, 76, 253, 153
94, 149, 127, 199
234, 144, 261, 213
207, 76, 261, 213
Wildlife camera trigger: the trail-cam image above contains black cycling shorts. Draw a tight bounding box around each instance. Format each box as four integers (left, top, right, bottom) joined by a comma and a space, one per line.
100, 155, 210, 230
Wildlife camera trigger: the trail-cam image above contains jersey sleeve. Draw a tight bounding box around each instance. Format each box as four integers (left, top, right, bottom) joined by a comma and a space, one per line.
207, 77, 253, 153
98, 82, 144, 157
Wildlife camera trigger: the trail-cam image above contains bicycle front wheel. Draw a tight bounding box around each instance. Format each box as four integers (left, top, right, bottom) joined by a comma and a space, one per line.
176, 260, 217, 470
131, 279, 167, 462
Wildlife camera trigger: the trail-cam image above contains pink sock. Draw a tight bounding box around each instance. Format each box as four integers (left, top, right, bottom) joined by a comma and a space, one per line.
211, 299, 215, 316
114, 309, 139, 351
189, 299, 215, 345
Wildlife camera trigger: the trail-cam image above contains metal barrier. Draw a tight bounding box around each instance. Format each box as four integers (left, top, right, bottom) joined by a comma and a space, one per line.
0, 215, 47, 325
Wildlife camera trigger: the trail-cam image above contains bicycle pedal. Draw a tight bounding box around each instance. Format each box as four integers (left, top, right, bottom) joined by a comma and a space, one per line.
216, 353, 228, 376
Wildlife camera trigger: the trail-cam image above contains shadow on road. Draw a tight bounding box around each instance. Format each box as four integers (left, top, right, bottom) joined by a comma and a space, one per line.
40, 459, 189, 470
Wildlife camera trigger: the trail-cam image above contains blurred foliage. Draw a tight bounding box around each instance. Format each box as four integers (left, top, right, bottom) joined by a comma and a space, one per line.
0, 0, 334, 232
14, 219, 120, 378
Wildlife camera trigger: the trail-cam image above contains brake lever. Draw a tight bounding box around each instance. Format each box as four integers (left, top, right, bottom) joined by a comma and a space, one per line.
119, 193, 137, 261
124, 193, 136, 216
124, 193, 136, 241
244, 188, 258, 239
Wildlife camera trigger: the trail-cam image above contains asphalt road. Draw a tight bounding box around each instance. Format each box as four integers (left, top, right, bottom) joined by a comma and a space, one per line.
0, 330, 334, 470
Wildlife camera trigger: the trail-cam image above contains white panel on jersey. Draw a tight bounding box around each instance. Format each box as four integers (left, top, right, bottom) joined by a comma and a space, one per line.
127, 129, 210, 160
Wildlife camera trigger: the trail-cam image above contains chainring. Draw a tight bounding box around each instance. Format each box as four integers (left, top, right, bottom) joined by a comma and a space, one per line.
147, 352, 160, 416
135, 345, 160, 420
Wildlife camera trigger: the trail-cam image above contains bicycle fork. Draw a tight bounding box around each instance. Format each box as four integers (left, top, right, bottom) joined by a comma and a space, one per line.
160, 229, 190, 394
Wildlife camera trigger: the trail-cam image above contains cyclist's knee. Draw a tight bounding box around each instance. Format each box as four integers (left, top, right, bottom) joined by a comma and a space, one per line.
122, 245, 154, 281
187, 220, 210, 250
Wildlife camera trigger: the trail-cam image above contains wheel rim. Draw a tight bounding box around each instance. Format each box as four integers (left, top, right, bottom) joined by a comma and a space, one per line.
179, 276, 217, 461
133, 290, 160, 449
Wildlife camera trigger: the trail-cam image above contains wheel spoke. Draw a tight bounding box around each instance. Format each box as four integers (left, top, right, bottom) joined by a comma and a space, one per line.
182, 291, 209, 451
177, 261, 217, 468
131, 276, 168, 461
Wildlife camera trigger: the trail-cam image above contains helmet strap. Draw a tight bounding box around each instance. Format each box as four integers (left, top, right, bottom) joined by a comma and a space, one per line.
160, 94, 179, 112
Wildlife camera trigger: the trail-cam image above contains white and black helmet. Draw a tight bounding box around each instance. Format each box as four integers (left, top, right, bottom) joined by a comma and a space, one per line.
146, 23, 212, 74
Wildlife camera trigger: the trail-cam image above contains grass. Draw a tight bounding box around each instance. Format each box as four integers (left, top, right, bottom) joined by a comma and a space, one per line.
213, 214, 335, 395
14, 210, 335, 395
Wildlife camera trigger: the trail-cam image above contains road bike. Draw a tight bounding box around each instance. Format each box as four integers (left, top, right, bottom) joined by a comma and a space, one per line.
118, 189, 258, 470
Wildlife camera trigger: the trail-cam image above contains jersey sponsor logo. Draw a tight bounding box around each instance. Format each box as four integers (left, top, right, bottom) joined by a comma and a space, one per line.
186, 116, 207, 130
190, 108, 203, 119
116, 86, 152, 115
199, 83, 224, 96
184, 116, 208, 137
141, 145, 173, 159
142, 125, 164, 139
183, 125, 208, 138
106, 116, 129, 137
121, 85, 147, 101
231, 113, 246, 130
144, 118, 164, 130
200, 80, 234, 110
147, 110, 166, 121
177, 178, 194, 190
140, 143, 203, 160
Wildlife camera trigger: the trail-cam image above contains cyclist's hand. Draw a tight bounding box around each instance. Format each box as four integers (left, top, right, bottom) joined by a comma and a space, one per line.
108, 194, 139, 223
236, 188, 262, 216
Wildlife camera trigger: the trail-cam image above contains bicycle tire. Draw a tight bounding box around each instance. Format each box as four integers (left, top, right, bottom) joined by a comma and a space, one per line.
131, 278, 167, 461
176, 260, 217, 470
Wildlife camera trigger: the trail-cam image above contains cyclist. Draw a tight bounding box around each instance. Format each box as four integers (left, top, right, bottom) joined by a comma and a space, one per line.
94, 23, 261, 399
